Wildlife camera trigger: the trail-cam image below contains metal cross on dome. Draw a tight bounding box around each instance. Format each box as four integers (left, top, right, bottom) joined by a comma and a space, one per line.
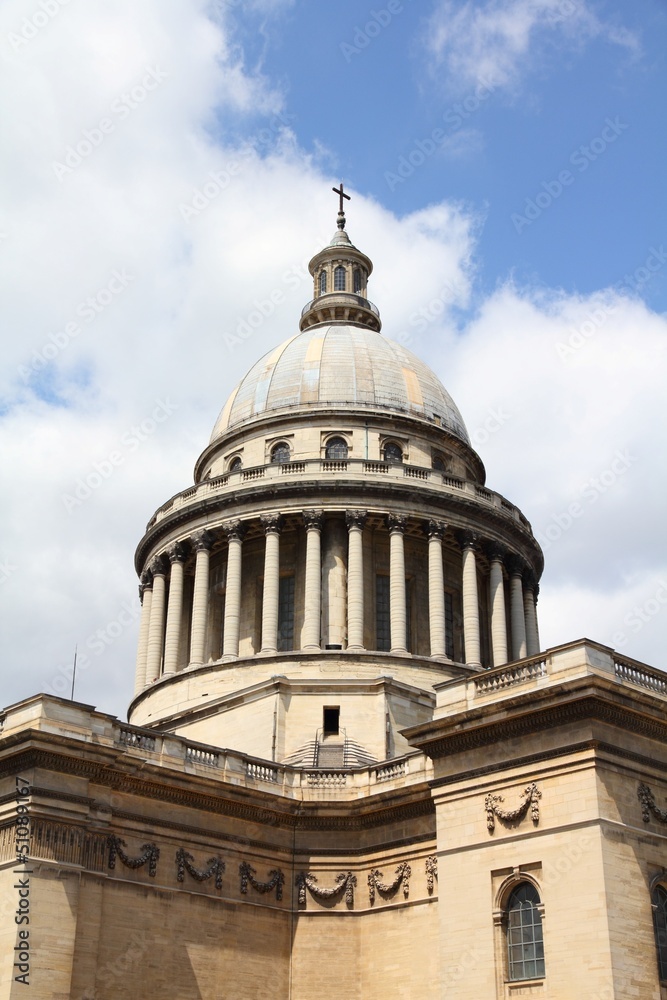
332, 182, 351, 212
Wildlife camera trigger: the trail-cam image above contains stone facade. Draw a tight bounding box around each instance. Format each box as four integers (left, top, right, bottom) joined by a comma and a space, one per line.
1, 210, 665, 997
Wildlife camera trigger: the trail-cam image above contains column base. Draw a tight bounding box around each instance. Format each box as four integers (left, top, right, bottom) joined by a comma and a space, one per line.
347, 644, 365, 652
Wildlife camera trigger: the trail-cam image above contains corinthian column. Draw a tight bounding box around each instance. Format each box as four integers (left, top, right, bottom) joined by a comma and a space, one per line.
222, 520, 246, 659
388, 514, 407, 653
261, 515, 282, 653
322, 517, 347, 648
163, 543, 186, 676
145, 556, 167, 682
134, 572, 153, 695
189, 530, 214, 665
346, 510, 367, 650
302, 511, 323, 650
460, 533, 481, 667
508, 556, 527, 660
488, 545, 508, 667
427, 521, 447, 658
524, 574, 540, 656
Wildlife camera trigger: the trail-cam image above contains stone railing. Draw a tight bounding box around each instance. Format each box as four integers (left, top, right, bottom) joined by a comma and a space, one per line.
185, 745, 219, 767
117, 727, 157, 752
614, 655, 667, 696
474, 656, 547, 695
145, 458, 531, 532
305, 771, 348, 788
374, 760, 407, 782
246, 761, 279, 783
105, 720, 431, 798
437, 640, 667, 715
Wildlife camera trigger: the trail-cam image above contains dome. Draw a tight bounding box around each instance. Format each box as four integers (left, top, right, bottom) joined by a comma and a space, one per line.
210, 324, 470, 444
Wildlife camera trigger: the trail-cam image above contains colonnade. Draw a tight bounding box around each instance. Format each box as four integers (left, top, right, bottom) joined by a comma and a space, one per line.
134, 511, 540, 696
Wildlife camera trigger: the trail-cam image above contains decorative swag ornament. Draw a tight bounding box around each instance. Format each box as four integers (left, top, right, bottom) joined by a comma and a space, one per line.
176, 848, 225, 889
367, 862, 411, 904
296, 870, 357, 908
638, 782, 667, 824
485, 781, 542, 833
107, 835, 159, 877
239, 861, 284, 900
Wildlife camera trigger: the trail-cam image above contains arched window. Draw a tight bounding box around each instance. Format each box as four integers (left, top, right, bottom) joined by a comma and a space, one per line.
383, 441, 403, 464
319, 270, 327, 295
334, 265, 346, 291
432, 455, 446, 472
353, 268, 362, 293
325, 436, 348, 460
653, 884, 667, 980
270, 442, 291, 465
229, 457, 242, 473
506, 882, 545, 981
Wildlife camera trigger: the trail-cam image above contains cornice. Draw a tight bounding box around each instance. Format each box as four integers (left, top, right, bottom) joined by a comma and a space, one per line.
0, 743, 434, 832
409, 686, 667, 760
135, 478, 541, 575
428, 739, 667, 789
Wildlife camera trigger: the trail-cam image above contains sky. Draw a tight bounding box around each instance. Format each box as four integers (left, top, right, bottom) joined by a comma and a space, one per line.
1, 0, 666, 721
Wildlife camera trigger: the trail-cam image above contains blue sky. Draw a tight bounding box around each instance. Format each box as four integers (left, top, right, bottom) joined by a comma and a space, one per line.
1, 0, 666, 716
232, 0, 666, 310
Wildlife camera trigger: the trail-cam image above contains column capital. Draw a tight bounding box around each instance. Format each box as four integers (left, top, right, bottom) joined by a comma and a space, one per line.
485, 541, 507, 563
223, 519, 246, 542
506, 553, 526, 577
261, 513, 283, 535
427, 519, 447, 540
386, 513, 407, 534
149, 554, 168, 577
456, 529, 479, 551
166, 542, 187, 564
139, 572, 153, 601
523, 568, 537, 590
346, 509, 367, 530
303, 509, 324, 531
191, 528, 215, 552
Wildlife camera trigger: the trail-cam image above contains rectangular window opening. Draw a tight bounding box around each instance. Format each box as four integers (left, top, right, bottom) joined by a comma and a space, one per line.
376, 574, 390, 651
323, 706, 340, 736
277, 575, 295, 652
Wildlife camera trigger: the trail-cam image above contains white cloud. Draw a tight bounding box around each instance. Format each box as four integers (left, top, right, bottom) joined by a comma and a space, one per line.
423, 0, 640, 94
